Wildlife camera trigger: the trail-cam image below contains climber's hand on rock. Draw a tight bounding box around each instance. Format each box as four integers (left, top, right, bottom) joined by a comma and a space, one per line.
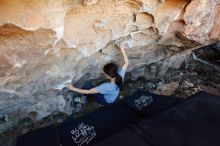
117, 43, 122, 49
117, 43, 125, 51
65, 82, 75, 91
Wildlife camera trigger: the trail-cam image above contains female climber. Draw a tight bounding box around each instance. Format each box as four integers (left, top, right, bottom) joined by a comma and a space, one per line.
65, 44, 129, 106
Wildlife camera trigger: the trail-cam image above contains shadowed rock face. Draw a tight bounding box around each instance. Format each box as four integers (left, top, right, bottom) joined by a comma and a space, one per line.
0, 0, 219, 133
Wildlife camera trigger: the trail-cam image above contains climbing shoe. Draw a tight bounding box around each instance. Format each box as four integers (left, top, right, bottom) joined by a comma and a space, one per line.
73, 95, 87, 104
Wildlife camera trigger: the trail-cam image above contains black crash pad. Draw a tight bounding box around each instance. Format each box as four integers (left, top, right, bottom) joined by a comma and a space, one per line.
16, 125, 58, 146
93, 128, 151, 146
128, 91, 220, 146
57, 102, 141, 146
123, 90, 179, 116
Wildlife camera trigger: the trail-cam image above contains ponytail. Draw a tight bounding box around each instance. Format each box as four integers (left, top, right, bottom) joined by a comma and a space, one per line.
103, 63, 123, 90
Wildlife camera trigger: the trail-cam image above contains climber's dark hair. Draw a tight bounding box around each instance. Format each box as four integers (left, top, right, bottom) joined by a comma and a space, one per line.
103, 63, 123, 89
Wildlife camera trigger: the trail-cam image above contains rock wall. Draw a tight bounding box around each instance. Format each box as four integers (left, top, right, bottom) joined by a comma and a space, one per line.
0, 0, 220, 133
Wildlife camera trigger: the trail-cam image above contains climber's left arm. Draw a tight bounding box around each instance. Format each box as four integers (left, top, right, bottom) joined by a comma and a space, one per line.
65, 83, 99, 94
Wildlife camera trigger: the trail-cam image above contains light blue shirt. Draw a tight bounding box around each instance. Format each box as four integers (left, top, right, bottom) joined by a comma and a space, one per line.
95, 68, 126, 103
